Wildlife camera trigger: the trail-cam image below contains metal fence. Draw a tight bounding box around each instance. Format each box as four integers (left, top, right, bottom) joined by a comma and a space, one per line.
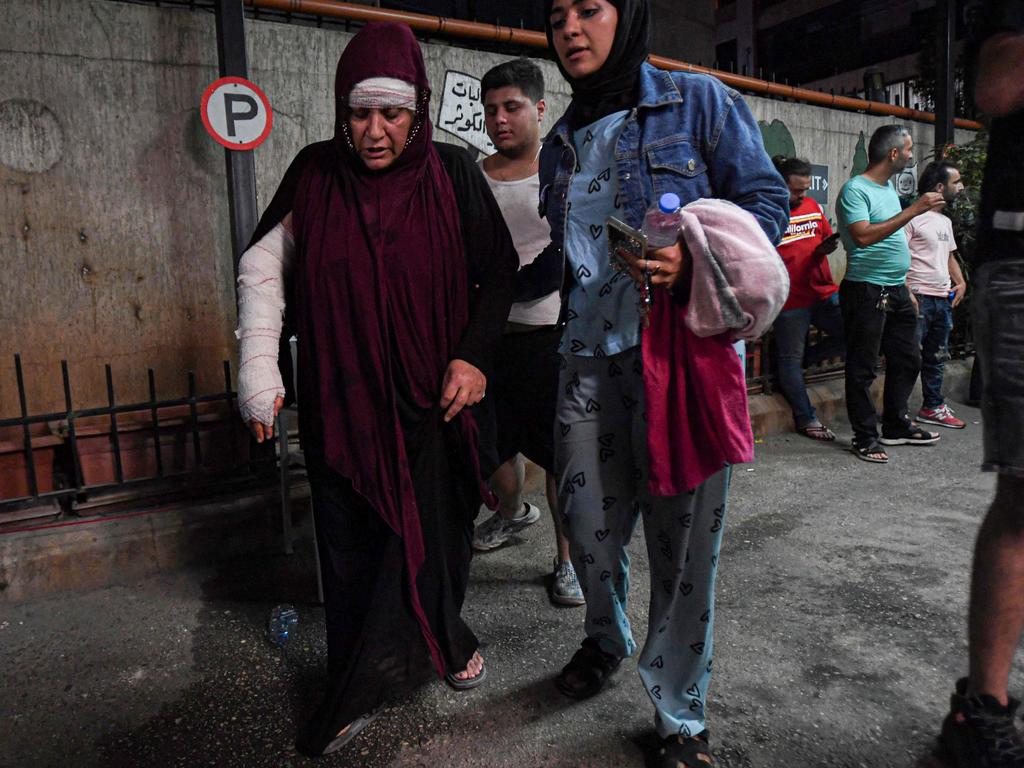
745, 318, 976, 399
0, 354, 268, 522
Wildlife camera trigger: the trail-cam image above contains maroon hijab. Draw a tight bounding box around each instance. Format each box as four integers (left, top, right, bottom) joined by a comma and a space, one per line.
290, 23, 471, 675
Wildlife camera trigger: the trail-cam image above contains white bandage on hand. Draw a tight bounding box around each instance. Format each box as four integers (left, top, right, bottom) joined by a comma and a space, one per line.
235, 222, 294, 427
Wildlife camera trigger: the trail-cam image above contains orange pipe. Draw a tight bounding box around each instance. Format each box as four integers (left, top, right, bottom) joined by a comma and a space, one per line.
245, 0, 984, 131
245, 0, 548, 46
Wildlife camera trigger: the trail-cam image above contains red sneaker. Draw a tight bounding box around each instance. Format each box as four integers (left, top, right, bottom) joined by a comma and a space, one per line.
917, 404, 966, 429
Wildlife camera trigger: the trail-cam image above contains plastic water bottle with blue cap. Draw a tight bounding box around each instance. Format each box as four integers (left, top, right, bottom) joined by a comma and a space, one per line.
267, 604, 299, 646
642, 192, 683, 249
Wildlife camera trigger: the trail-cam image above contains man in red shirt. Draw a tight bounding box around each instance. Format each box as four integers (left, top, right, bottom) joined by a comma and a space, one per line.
771, 157, 845, 440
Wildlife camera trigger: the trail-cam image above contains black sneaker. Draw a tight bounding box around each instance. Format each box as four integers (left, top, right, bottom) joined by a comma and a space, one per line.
940, 678, 1024, 768
878, 425, 940, 446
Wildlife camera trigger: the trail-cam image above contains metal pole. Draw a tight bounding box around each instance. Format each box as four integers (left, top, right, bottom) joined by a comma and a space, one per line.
935, 0, 956, 153
215, 0, 259, 277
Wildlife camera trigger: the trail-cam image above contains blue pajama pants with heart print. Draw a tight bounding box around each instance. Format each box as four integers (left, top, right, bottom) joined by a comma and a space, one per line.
555, 346, 731, 740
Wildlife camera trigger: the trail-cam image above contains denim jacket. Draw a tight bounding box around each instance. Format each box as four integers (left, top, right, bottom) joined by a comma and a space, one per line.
516, 63, 789, 304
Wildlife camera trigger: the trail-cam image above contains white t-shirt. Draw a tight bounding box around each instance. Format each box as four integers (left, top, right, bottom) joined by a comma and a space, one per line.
478, 163, 562, 326
905, 210, 956, 297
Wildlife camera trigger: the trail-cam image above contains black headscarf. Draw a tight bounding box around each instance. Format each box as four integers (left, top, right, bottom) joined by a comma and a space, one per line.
543, 0, 652, 129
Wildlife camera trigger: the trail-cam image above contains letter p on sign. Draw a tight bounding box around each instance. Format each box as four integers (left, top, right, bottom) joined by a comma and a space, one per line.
201, 77, 273, 150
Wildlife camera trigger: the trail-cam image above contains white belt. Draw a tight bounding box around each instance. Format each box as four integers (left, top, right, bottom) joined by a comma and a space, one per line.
993, 210, 1024, 232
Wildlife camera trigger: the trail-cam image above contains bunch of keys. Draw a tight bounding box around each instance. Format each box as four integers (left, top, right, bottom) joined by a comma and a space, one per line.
638, 265, 654, 328
876, 288, 891, 312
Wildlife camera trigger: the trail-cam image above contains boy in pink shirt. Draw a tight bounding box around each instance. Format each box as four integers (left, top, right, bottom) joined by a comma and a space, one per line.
905, 160, 968, 428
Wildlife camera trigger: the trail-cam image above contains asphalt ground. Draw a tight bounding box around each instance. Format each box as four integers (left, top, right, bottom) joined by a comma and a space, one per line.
1, 394, 1015, 768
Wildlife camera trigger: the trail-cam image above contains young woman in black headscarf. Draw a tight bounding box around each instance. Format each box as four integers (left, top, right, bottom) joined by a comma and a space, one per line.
533, 1, 790, 765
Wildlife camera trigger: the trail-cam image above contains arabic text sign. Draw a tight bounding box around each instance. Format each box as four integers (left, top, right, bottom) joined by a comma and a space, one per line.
437, 71, 494, 156
201, 76, 273, 151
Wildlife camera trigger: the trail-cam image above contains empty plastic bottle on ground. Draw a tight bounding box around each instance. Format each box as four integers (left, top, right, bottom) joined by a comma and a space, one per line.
642, 192, 683, 249
267, 604, 299, 646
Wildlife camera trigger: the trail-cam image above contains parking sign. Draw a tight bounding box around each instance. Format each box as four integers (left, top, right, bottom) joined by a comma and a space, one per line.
200, 76, 273, 151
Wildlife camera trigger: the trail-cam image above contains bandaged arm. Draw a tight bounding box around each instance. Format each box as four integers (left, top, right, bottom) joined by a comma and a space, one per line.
235, 221, 294, 427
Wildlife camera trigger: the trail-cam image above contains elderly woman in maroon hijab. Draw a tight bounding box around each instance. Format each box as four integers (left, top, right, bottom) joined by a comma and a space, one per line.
234, 23, 516, 756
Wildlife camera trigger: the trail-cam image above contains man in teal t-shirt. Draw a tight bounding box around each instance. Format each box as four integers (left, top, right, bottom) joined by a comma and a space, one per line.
836, 125, 946, 462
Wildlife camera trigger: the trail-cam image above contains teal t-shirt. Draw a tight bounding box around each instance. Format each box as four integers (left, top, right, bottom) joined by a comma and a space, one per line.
837, 175, 911, 286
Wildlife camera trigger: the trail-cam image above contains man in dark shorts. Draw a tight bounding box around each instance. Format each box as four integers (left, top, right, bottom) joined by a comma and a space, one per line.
939, 2, 1024, 765
471, 58, 584, 606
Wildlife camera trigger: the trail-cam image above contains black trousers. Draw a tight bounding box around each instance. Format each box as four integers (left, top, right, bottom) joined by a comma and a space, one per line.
839, 279, 921, 444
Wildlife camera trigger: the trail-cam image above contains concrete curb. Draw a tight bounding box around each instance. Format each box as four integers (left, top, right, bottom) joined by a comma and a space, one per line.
0, 484, 308, 604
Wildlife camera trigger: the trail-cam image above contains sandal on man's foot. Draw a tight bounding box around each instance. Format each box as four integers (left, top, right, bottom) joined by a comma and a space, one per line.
655, 730, 713, 767
796, 423, 836, 441
851, 440, 888, 463
445, 652, 487, 691
555, 637, 622, 699
879, 425, 940, 446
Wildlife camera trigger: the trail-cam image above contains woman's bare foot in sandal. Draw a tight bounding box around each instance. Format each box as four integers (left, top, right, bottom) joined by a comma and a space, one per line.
445, 650, 487, 689
656, 731, 713, 767
318, 710, 381, 755
453, 651, 484, 681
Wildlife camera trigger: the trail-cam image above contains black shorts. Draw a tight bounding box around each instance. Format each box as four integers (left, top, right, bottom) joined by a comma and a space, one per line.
475, 325, 561, 477
973, 258, 1024, 478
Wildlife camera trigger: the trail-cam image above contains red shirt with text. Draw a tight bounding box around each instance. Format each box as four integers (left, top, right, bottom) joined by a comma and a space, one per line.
778, 197, 837, 311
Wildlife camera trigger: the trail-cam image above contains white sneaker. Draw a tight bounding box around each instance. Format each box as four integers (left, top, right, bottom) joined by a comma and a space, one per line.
551, 558, 585, 606
472, 502, 542, 551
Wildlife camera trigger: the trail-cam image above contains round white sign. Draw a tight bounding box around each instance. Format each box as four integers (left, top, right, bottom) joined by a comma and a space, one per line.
200, 77, 273, 151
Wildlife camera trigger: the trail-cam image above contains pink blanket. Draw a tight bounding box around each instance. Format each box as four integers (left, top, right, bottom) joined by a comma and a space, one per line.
679, 198, 789, 340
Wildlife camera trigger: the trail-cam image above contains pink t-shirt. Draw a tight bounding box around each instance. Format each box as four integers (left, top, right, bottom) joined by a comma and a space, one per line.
905, 210, 956, 297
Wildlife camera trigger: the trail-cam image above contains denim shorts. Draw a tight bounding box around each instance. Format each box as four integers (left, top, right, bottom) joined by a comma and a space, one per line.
972, 258, 1024, 477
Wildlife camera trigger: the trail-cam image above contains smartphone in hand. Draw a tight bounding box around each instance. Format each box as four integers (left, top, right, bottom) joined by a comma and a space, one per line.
816, 231, 841, 255
607, 216, 646, 273
607, 216, 653, 324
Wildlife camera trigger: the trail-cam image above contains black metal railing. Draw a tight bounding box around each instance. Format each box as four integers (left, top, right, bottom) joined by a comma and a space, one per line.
746, 323, 975, 398
0, 354, 264, 516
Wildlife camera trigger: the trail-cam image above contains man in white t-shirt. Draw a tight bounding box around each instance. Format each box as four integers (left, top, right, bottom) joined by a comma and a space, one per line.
470, 58, 583, 606
906, 160, 968, 429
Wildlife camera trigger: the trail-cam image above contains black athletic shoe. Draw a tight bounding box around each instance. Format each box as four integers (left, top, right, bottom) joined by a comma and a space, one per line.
939, 678, 1024, 768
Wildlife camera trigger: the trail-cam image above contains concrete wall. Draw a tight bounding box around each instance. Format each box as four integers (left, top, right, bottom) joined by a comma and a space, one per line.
0, 1, 237, 417
0, 0, 975, 417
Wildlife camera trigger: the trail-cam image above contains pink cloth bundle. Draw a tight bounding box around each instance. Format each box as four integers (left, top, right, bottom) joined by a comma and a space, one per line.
678, 198, 790, 341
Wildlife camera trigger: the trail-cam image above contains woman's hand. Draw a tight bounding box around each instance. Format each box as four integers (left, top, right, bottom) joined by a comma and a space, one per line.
247, 395, 285, 443
440, 360, 487, 423
617, 240, 689, 292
